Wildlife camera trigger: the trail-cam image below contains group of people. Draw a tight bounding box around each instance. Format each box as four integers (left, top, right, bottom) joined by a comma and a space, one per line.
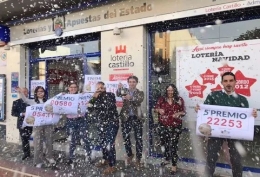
12, 76, 145, 175
12, 72, 258, 176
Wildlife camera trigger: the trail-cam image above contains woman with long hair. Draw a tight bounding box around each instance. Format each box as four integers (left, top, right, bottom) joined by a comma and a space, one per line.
17, 86, 57, 169
154, 84, 186, 175
65, 82, 92, 165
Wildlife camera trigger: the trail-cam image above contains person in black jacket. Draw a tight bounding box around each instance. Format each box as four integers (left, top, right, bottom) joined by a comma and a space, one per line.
11, 87, 32, 160
88, 81, 119, 175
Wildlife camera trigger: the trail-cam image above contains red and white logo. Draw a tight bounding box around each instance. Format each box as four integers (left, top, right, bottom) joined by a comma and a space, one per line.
109, 44, 134, 71
115, 45, 126, 54
109, 73, 133, 81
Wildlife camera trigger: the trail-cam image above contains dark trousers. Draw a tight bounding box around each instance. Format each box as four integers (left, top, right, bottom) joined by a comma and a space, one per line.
159, 124, 182, 166
19, 127, 33, 156
206, 138, 243, 177
66, 117, 91, 159
99, 121, 119, 167
122, 116, 143, 160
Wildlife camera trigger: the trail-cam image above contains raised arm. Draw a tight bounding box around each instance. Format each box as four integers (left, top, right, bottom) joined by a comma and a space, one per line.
16, 87, 35, 105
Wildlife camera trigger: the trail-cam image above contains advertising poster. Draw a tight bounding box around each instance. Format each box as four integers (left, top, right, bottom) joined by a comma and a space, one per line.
196, 104, 254, 140
23, 104, 60, 127
176, 40, 260, 124
104, 81, 128, 107
43, 93, 79, 114
101, 26, 145, 92
84, 75, 101, 92
30, 80, 46, 97
11, 72, 19, 93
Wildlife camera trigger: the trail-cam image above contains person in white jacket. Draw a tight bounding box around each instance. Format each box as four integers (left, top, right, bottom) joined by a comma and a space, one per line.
17, 86, 57, 169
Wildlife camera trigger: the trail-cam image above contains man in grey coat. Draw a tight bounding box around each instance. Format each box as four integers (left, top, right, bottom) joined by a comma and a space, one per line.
116, 76, 144, 169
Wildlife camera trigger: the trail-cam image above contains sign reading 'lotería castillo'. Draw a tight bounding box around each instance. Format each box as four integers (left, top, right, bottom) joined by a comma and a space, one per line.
109, 45, 134, 70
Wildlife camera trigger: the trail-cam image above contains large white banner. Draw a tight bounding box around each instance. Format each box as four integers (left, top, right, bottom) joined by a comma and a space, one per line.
176, 39, 260, 125
23, 104, 60, 127
196, 104, 254, 140
43, 93, 79, 114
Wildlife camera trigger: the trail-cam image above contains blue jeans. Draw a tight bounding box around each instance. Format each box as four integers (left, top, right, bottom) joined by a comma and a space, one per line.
122, 116, 143, 160
99, 121, 119, 167
66, 117, 91, 160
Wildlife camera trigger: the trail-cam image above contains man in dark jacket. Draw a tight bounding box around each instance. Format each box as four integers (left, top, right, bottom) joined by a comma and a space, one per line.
11, 87, 32, 160
88, 81, 119, 175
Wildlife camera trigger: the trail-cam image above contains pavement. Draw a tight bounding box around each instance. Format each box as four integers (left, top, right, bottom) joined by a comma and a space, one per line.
0, 139, 209, 177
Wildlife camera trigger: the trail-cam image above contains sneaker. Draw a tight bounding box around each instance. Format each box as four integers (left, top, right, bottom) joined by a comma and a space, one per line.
103, 166, 117, 175
85, 156, 94, 164
95, 159, 109, 168
22, 154, 30, 160
161, 158, 170, 166
50, 164, 60, 170
67, 159, 73, 165
35, 163, 46, 168
134, 160, 143, 171
47, 158, 56, 164
126, 154, 134, 164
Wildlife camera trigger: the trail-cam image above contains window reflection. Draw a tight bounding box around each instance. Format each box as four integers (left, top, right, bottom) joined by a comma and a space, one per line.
150, 18, 260, 167
31, 41, 100, 59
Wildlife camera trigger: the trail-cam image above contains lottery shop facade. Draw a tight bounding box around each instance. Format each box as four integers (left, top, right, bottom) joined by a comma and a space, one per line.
0, 0, 260, 174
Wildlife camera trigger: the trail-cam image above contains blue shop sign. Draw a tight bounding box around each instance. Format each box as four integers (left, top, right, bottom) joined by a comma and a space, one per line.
0, 25, 10, 47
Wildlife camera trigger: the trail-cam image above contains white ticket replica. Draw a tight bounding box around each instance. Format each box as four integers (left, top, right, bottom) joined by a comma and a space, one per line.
23, 104, 60, 127
196, 104, 254, 141
78, 92, 93, 114
43, 93, 80, 114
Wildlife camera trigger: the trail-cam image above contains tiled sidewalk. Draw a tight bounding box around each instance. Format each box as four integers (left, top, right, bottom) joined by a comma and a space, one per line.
0, 140, 203, 177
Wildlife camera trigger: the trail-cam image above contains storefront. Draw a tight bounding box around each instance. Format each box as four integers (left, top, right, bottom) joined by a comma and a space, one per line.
0, 0, 260, 174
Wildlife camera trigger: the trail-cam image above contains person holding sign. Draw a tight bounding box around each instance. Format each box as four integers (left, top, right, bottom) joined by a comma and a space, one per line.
116, 76, 144, 170
65, 82, 92, 166
11, 87, 32, 160
154, 84, 186, 175
88, 82, 119, 175
195, 72, 258, 177
17, 86, 57, 169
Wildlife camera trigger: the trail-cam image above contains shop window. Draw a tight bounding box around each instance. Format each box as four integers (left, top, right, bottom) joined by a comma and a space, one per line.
29, 38, 101, 144
31, 41, 100, 59
149, 18, 260, 166
31, 62, 46, 81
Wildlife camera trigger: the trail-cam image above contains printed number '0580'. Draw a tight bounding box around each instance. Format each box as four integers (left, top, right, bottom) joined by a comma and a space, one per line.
207, 117, 242, 128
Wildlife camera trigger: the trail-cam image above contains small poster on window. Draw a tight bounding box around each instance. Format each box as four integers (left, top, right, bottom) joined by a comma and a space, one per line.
78, 92, 94, 114
84, 75, 101, 92
30, 80, 46, 98
104, 81, 128, 107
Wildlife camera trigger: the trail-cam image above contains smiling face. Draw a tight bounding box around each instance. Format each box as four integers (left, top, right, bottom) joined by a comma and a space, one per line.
128, 78, 137, 90
68, 83, 78, 94
221, 75, 236, 94
166, 86, 174, 98
36, 88, 45, 99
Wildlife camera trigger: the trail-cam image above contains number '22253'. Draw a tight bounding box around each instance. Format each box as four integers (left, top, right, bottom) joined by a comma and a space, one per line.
207, 117, 242, 128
